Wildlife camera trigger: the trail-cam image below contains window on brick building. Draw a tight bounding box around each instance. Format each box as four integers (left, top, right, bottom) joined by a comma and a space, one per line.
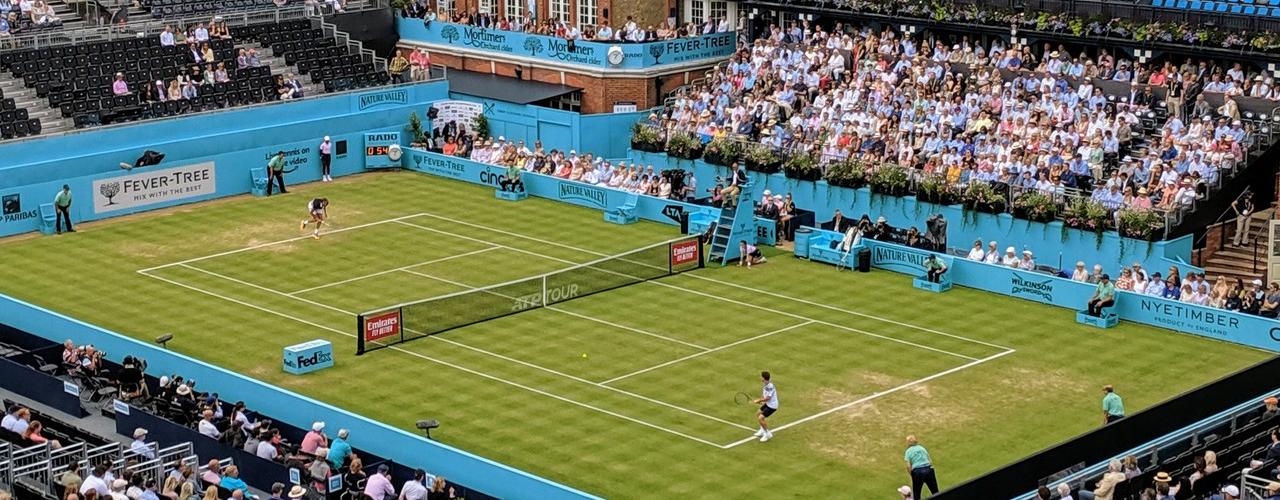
505, 0, 524, 22
549, 0, 568, 22
684, 0, 734, 28
576, 0, 596, 28
478, 0, 493, 14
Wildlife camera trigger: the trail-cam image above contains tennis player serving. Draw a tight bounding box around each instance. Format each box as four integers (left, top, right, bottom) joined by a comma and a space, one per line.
752, 370, 778, 442
300, 197, 329, 239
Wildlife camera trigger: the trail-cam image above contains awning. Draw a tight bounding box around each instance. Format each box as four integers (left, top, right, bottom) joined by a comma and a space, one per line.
445, 69, 581, 104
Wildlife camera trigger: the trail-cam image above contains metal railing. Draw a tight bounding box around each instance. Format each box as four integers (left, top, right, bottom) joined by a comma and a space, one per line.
1, 5, 309, 51
0, 75, 445, 144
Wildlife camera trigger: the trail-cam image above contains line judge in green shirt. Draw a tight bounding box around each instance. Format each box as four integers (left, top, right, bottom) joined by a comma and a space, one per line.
904, 434, 939, 498
53, 184, 74, 234
266, 151, 288, 196
1087, 273, 1115, 317
500, 164, 524, 193
1102, 385, 1125, 424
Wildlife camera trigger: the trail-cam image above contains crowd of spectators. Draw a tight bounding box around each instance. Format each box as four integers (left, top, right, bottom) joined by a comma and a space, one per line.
0, 0, 62, 38
654, 21, 1263, 221
401, 4, 731, 42
953, 235, 1280, 316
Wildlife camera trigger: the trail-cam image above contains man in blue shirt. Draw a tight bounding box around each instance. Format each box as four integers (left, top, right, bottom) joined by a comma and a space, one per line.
905, 435, 939, 498
326, 429, 353, 468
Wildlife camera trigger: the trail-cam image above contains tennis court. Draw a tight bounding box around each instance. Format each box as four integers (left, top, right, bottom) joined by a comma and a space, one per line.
135, 209, 1014, 447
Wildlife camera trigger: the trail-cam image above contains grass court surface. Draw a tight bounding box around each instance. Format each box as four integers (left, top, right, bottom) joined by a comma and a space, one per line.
0, 171, 1270, 498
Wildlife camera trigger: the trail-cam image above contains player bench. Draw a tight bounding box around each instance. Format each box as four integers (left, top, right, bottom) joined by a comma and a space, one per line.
604, 193, 639, 224
912, 254, 954, 293
495, 188, 528, 201
805, 227, 862, 269
1076, 308, 1119, 328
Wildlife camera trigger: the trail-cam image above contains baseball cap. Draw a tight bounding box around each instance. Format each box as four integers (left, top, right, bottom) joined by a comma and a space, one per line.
1222, 485, 1240, 496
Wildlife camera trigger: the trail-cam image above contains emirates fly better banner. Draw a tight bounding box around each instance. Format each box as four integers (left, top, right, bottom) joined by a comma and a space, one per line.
93, 162, 217, 214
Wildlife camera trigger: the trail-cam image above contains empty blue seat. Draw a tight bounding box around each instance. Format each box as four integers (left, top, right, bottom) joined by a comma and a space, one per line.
1243, 5, 1257, 13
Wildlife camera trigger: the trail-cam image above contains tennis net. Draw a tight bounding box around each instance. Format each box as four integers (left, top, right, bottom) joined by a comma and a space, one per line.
356, 235, 704, 354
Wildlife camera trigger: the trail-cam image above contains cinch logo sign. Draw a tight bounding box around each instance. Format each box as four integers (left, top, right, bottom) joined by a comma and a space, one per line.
357, 90, 408, 110
558, 183, 607, 208
1010, 272, 1054, 303
363, 311, 401, 342
670, 240, 700, 267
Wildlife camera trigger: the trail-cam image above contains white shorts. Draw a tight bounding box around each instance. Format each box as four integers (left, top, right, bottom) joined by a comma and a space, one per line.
308, 207, 324, 218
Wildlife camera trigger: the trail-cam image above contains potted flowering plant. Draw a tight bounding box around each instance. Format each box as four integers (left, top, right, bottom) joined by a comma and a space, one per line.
1012, 191, 1060, 223
1116, 208, 1166, 241
962, 182, 1006, 214
665, 131, 702, 160
743, 144, 782, 174
783, 152, 822, 181
1063, 198, 1111, 232
629, 123, 663, 153
870, 164, 910, 196
824, 158, 867, 189
916, 175, 959, 206
702, 136, 741, 166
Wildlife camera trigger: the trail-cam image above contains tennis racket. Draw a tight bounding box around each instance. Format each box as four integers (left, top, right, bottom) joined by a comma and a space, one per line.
734, 391, 752, 406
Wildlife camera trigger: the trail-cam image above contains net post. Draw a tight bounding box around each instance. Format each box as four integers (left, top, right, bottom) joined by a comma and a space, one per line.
669, 240, 674, 275
397, 307, 406, 344
356, 314, 366, 356
541, 275, 548, 310
697, 236, 705, 269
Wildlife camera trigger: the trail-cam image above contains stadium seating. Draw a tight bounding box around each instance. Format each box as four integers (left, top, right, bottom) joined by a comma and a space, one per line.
1152, 0, 1280, 15
247, 20, 390, 93
142, 0, 278, 18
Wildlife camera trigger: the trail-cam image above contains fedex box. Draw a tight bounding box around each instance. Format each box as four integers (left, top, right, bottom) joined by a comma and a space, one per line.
283, 339, 334, 375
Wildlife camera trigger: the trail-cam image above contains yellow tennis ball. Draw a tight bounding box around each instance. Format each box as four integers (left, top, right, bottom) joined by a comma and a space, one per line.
581, 353, 588, 358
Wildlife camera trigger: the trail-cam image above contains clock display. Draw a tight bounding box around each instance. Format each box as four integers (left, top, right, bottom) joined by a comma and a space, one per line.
366, 145, 391, 156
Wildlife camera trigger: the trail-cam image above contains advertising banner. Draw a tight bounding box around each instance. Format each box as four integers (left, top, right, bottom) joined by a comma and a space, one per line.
92, 162, 216, 214
398, 19, 737, 70
430, 100, 484, 136
363, 310, 402, 343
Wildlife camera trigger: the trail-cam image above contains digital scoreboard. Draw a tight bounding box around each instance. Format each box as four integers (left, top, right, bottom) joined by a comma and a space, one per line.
363, 132, 403, 169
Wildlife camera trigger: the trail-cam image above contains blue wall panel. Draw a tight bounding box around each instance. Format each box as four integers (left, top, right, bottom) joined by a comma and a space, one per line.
0, 294, 598, 500
628, 150, 1198, 275
0, 84, 451, 237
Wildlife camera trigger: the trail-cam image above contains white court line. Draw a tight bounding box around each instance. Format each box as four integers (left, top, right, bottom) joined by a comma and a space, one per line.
599, 321, 814, 385
399, 213, 1013, 352
136, 269, 732, 448
426, 335, 754, 431
394, 218, 981, 361
138, 213, 428, 273
396, 268, 712, 352
171, 258, 751, 433
719, 349, 1015, 449
287, 247, 500, 295
179, 264, 357, 316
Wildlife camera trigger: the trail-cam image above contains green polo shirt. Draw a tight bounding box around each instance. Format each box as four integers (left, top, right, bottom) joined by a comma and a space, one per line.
1095, 281, 1115, 301
268, 155, 286, 172
1103, 392, 1124, 417
925, 258, 945, 271
507, 165, 521, 181
904, 444, 931, 469
53, 190, 72, 208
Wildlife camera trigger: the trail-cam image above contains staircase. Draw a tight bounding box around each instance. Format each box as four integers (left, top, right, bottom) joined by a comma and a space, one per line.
707, 182, 757, 265
243, 42, 324, 96
0, 72, 74, 136
1201, 209, 1273, 283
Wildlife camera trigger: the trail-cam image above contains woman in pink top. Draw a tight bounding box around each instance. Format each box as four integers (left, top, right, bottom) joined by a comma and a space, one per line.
112, 73, 129, 95
409, 48, 430, 81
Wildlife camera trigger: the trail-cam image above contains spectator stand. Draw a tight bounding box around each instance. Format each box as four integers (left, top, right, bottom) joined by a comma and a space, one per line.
0, 5, 396, 138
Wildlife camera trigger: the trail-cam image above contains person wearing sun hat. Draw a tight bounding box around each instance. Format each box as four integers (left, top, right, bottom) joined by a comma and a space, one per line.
288, 485, 308, 499
301, 421, 327, 455
130, 428, 155, 460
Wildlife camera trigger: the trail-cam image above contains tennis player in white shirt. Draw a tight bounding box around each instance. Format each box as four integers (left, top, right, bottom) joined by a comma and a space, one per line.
752, 371, 779, 442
